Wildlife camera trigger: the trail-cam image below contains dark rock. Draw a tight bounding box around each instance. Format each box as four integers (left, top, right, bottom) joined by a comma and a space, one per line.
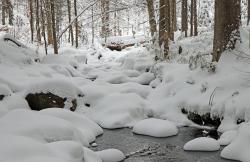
178, 46, 183, 54
185, 110, 221, 127
0, 95, 4, 101
85, 103, 90, 107
25, 92, 77, 111
207, 129, 219, 140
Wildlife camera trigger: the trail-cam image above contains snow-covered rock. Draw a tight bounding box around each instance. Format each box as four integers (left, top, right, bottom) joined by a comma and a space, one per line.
96, 149, 125, 162
218, 130, 238, 146
184, 137, 220, 151
221, 123, 250, 162
133, 118, 178, 137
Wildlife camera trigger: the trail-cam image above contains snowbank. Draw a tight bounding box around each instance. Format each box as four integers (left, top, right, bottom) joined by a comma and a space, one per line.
96, 149, 125, 162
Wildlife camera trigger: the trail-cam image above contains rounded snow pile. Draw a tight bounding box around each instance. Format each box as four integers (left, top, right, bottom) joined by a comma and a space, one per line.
96, 149, 125, 162
184, 137, 220, 151
132, 118, 178, 137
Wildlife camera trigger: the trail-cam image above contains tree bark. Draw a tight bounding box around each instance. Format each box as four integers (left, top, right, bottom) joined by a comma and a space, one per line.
146, 0, 157, 38
213, 0, 241, 62
2, 0, 6, 25
35, 0, 41, 43
181, 0, 188, 37
67, 0, 74, 46
74, 0, 78, 48
248, 0, 250, 25
28, 0, 34, 42
50, 0, 58, 54
45, 0, 53, 45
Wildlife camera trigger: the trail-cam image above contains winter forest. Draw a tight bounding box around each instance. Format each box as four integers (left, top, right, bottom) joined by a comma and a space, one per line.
0, 0, 250, 161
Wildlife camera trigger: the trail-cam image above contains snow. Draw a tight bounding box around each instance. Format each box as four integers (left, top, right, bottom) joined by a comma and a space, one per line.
221, 123, 250, 162
132, 118, 178, 137
218, 130, 238, 146
184, 137, 220, 151
96, 149, 125, 162
89, 93, 151, 129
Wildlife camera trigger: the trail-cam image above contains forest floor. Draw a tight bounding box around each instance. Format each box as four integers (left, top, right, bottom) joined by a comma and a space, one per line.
0, 29, 250, 162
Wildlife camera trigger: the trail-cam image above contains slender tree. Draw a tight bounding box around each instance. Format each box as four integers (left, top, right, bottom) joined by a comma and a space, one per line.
213, 0, 241, 61
74, 0, 78, 48
35, 0, 41, 43
50, 0, 58, 54
2, 0, 6, 25
28, 0, 34, 42
146, 0, 157, 38
181, 0, 188, 37
67, 0, 74, 46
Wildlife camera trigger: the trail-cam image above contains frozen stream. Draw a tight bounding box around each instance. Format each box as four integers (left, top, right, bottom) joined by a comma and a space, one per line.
91, 127, 238, 162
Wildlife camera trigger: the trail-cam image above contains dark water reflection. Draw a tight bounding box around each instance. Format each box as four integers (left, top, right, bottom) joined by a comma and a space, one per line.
91, 127, 238, 162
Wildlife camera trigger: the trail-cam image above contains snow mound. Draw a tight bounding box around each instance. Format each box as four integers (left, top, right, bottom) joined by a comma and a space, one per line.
0, 83, 12, 97
96, 149, 125, 162
132, 118, 178, 137
40, 108, 103, 143
0, 109, 87, 146
221, 123, 250, 162
25, 79, 83, 99
184, 137, 220, 151
218, 130, 238, 146
90, 93, 151, 129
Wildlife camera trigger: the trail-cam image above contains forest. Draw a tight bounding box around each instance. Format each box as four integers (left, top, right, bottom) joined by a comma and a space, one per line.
0, 0, 250, 162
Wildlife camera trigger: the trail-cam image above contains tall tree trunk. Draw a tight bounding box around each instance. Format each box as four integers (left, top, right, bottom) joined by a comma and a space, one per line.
193, 0, 198, 36
28, 0, 34, 42
2, 0, 6, 25
35, 0, 41, 43
50, 0, 58, 54
101, 0, 110, 40
190, 0, 194, 36
67, 0, 74, 46
181, 0, 188, 37
74, 0, 78, 48
91, 5, 95, 44
146, 0, 157, 39
7, 0, 13, 25
248, 0, 250, 25
213, 0, 241, 62
159, 0, 169, 59
40, 0, 48, 54
45, 0, 53, 45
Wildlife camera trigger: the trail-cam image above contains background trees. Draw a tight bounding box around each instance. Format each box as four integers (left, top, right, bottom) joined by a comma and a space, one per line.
0, 0, 245, 61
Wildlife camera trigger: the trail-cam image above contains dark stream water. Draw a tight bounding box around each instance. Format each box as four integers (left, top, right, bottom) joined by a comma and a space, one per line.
91, 127, 238, 162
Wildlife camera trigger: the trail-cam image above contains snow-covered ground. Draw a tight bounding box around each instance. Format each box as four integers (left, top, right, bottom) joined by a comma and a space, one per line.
1, 26, 250, 161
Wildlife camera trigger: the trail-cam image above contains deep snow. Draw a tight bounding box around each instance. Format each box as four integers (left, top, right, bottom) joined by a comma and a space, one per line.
1, 26, 250, 161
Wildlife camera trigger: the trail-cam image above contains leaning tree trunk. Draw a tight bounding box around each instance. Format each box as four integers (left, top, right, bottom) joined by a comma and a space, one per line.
213, 0, 241, 62
181, 0, 188, 37
146, 0, 157, 39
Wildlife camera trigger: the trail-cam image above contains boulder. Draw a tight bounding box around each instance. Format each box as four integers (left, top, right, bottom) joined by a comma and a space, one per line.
25, 92, 77, 111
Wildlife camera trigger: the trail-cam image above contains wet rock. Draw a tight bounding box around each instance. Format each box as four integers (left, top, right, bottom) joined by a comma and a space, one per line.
0, 95, 4, 101
185, 110, 221, 127
25, 92, 77, 111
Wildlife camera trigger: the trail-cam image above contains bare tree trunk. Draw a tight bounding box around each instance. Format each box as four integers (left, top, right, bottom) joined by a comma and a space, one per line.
28, 0, 34, 42
67, 0, 74, 46
194, 0, 198, 36
181, 0, 188, 37
146, 0, 157, 38
45, 0, 53, 45
213, 0, 241, 62
7, 0, 13, 25
50, 0, 58, 54
159, 0, 169, 59
35, 0, 41, 43
101, 0, 110, 40
2, 0, 6, 25
74, 0, 78, 48
248, 0, 250, 25
190, 0, 194, 36
40, 0, 48, 54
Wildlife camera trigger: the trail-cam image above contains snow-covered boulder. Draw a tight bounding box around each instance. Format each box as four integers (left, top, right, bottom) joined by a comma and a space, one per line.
221, 123, 250, 162
0, 84, 11, 100
132, 118, 178, 137
25, 79, 84, 111
184, 137, 220, 151
96, 149, 125, 162
218, 130, 238, 146
90, 93, 151, 129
